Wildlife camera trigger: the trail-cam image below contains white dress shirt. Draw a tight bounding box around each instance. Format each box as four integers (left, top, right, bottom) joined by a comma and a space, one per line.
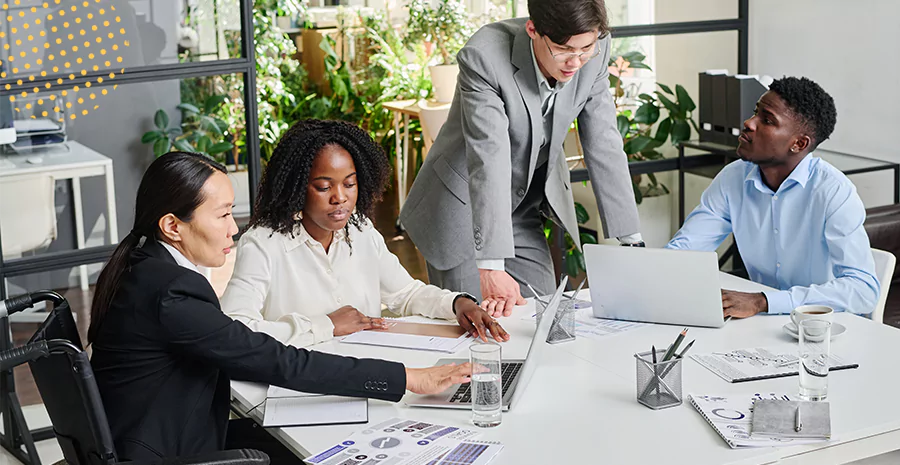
159, 241, 201, 273
220, 221, 459, 348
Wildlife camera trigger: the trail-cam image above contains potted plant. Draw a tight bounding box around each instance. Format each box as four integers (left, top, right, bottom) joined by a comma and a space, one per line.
406, 0, 472, 103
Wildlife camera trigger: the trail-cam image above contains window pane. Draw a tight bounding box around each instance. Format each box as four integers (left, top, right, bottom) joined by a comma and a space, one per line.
0, 74, 249, 263
0, 0, 242, 81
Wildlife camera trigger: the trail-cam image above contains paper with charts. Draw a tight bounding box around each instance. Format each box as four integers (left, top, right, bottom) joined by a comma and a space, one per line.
689, 393, 828, 448
522, 307, 647, 339
691, 347, 858, 383
304, 417, 504, 465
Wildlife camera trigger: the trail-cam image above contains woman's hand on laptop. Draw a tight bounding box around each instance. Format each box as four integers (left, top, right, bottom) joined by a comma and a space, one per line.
455, 298, 511, 343
721, 290, 768, 318
405, 363, 473, 394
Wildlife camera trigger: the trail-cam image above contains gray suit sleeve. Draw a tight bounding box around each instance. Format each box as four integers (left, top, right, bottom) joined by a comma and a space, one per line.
576, 38, 641, 239
457, 47, 516, 261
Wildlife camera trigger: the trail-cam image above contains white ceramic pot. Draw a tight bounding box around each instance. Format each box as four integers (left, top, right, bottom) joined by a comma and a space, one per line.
228, 168, 251, 218
570, 179, 673, 248
429, 64, 459, 104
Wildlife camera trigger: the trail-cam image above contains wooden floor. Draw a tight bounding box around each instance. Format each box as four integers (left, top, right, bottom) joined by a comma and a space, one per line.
9, 188, 429, 406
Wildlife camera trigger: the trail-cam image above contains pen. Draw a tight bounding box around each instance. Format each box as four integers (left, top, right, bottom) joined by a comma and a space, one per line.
795, 405, 802, 432
651, 345, 659, 397
651, 345, 657, 364
662, 328, 688, 362
676, 339, 695, 359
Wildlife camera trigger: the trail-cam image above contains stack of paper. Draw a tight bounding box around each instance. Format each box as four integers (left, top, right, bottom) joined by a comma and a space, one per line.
691, 347, 858, 383
262, 386, 367, 427
339, 319, 471, 353
305, 417, 504, 465
689, 393, 829, 448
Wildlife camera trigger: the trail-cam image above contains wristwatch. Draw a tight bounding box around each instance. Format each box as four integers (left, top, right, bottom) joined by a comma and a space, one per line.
452, 293, 480, 314
621, 241, 646, 247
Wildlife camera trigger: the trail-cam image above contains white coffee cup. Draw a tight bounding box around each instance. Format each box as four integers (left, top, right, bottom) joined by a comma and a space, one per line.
790, 305, 834, 329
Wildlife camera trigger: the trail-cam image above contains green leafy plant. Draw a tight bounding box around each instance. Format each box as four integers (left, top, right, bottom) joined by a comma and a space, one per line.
608, 51, 699, 204
544, 202, 599, 279
140, 95, 234, 161
406, 0, 473, 66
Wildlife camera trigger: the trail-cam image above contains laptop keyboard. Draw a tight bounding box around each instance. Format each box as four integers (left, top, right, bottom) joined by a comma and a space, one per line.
448, 362, 522, 404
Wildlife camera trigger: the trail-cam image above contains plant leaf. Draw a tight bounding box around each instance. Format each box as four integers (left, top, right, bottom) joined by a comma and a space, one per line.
575, 202, 590, 224
201, 116, 224, 136
141, 131, 162, 144
657, 83, 674, 95
173, 139, 194, 152
671, 119, 691, 146
565, 250, 581, 278
152, 137, 170, 157
617, 114, 630, 138
675, 84, 696, 112
154, 109, 169, 130
204, 95, 227, 113
177, 103, 201, 115
654, 117, 672, 143
638, 93, 656, 103
197, 135, 211, 153
608, 74, 619, 89
624, 135, 654, 154
628, 62, 653, 70
633, 103, 660, 125
207, 141, 234, 155
579, 232, 599, 245
656, 92, 680, 115
620, 51, 646, 63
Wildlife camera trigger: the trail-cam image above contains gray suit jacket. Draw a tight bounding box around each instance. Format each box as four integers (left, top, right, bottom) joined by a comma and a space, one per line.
400, 18, 640, 271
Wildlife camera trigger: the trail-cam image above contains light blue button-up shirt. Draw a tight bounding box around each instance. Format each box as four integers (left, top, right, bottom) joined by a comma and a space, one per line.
667, 154, 879, 315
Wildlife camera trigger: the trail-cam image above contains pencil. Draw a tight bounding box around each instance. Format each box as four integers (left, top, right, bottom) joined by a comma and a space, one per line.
662, 328, 688, 362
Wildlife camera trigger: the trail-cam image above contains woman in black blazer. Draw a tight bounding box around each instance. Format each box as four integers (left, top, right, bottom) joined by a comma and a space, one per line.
88, 152, 471, 463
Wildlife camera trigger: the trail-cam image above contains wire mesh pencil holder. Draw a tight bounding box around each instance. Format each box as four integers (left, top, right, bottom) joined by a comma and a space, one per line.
635, 350, 683, 410
535, 297, 576, 344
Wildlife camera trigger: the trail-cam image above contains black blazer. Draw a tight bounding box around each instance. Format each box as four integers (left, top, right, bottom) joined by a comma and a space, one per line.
90, 240, 406, 462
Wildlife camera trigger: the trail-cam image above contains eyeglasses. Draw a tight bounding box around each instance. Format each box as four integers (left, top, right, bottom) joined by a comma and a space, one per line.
541, 35, 602, 63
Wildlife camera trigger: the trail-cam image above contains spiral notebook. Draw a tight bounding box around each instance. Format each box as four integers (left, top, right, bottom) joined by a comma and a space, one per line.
689, 394, 828, 448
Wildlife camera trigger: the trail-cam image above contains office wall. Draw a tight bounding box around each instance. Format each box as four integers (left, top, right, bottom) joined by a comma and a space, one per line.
749, 0, 900, 208
654, 0, 737, 240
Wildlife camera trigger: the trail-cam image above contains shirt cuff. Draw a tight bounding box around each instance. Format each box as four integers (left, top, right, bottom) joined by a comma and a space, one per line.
617, 233, 644, 244
309, 313, 336, 343
476, 259, 505, 271
762, 290, 793, 315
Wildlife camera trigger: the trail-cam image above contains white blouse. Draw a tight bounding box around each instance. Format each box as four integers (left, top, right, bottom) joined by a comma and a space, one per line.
220, 221, 459, 347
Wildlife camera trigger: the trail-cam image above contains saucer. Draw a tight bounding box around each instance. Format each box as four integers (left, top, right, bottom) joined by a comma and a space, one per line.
783, 322, 846, 340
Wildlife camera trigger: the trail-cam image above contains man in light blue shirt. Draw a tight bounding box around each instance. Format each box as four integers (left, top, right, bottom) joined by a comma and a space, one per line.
667, 76, 879, 318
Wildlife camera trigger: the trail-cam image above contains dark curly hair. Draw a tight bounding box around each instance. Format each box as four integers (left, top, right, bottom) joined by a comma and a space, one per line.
769, 76, 836, 150
249, 119, 391, 239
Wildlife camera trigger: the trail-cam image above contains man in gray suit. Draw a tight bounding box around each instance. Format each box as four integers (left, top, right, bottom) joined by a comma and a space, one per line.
400, 0, 643, 317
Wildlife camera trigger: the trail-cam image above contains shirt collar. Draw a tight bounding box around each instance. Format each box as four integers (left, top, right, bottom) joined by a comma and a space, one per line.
285, 222, 347, 252
745, 153, 815, 193
158, 241, 201, 274
530, 39, 565, 96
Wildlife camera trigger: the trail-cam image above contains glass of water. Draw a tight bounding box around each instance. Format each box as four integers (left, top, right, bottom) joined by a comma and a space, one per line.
798, 319, 831, 401
470, 342, 502, 427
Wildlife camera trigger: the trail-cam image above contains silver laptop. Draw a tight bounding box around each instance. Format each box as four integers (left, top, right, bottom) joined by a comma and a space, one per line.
405, 277, 568, 411
584, 244, 726, 328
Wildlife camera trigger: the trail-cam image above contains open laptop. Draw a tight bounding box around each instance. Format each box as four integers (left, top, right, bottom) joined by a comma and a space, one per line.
584, 244, 726, 328
405, 277, 568, 411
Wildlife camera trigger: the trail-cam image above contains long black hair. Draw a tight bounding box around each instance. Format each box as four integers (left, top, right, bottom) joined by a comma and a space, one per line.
249, 119, 391, 237
87, 152, 226, 343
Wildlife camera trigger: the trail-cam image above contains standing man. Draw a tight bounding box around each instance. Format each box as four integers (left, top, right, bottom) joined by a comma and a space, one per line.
400, 0, 643, 317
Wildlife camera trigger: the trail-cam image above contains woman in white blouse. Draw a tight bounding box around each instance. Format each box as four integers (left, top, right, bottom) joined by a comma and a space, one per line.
221, 119, 509, 348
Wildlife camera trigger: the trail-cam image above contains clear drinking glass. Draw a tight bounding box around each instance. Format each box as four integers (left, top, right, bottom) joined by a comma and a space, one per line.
470, 343, 502, 427
798, 319, 832, 401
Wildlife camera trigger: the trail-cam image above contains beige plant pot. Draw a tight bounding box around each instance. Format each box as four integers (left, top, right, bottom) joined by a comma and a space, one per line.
228, 168, 251, 219
429, 64, 459, 104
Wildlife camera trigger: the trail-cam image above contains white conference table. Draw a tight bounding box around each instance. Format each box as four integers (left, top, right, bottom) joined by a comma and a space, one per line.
232, 273, 900, 464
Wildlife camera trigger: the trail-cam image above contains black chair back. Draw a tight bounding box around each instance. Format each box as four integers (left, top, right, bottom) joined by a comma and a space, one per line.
28, 303, 117, 465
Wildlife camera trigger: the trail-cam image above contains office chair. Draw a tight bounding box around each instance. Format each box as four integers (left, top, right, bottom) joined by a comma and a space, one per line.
0, 291, 269, 465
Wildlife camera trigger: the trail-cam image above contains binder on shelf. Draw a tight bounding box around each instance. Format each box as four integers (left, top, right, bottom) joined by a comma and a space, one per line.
725, 75, 768, 146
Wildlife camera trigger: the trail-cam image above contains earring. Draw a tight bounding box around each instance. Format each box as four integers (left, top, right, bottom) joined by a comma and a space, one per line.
293, 211, 303, 221
791, 147, 798, 153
